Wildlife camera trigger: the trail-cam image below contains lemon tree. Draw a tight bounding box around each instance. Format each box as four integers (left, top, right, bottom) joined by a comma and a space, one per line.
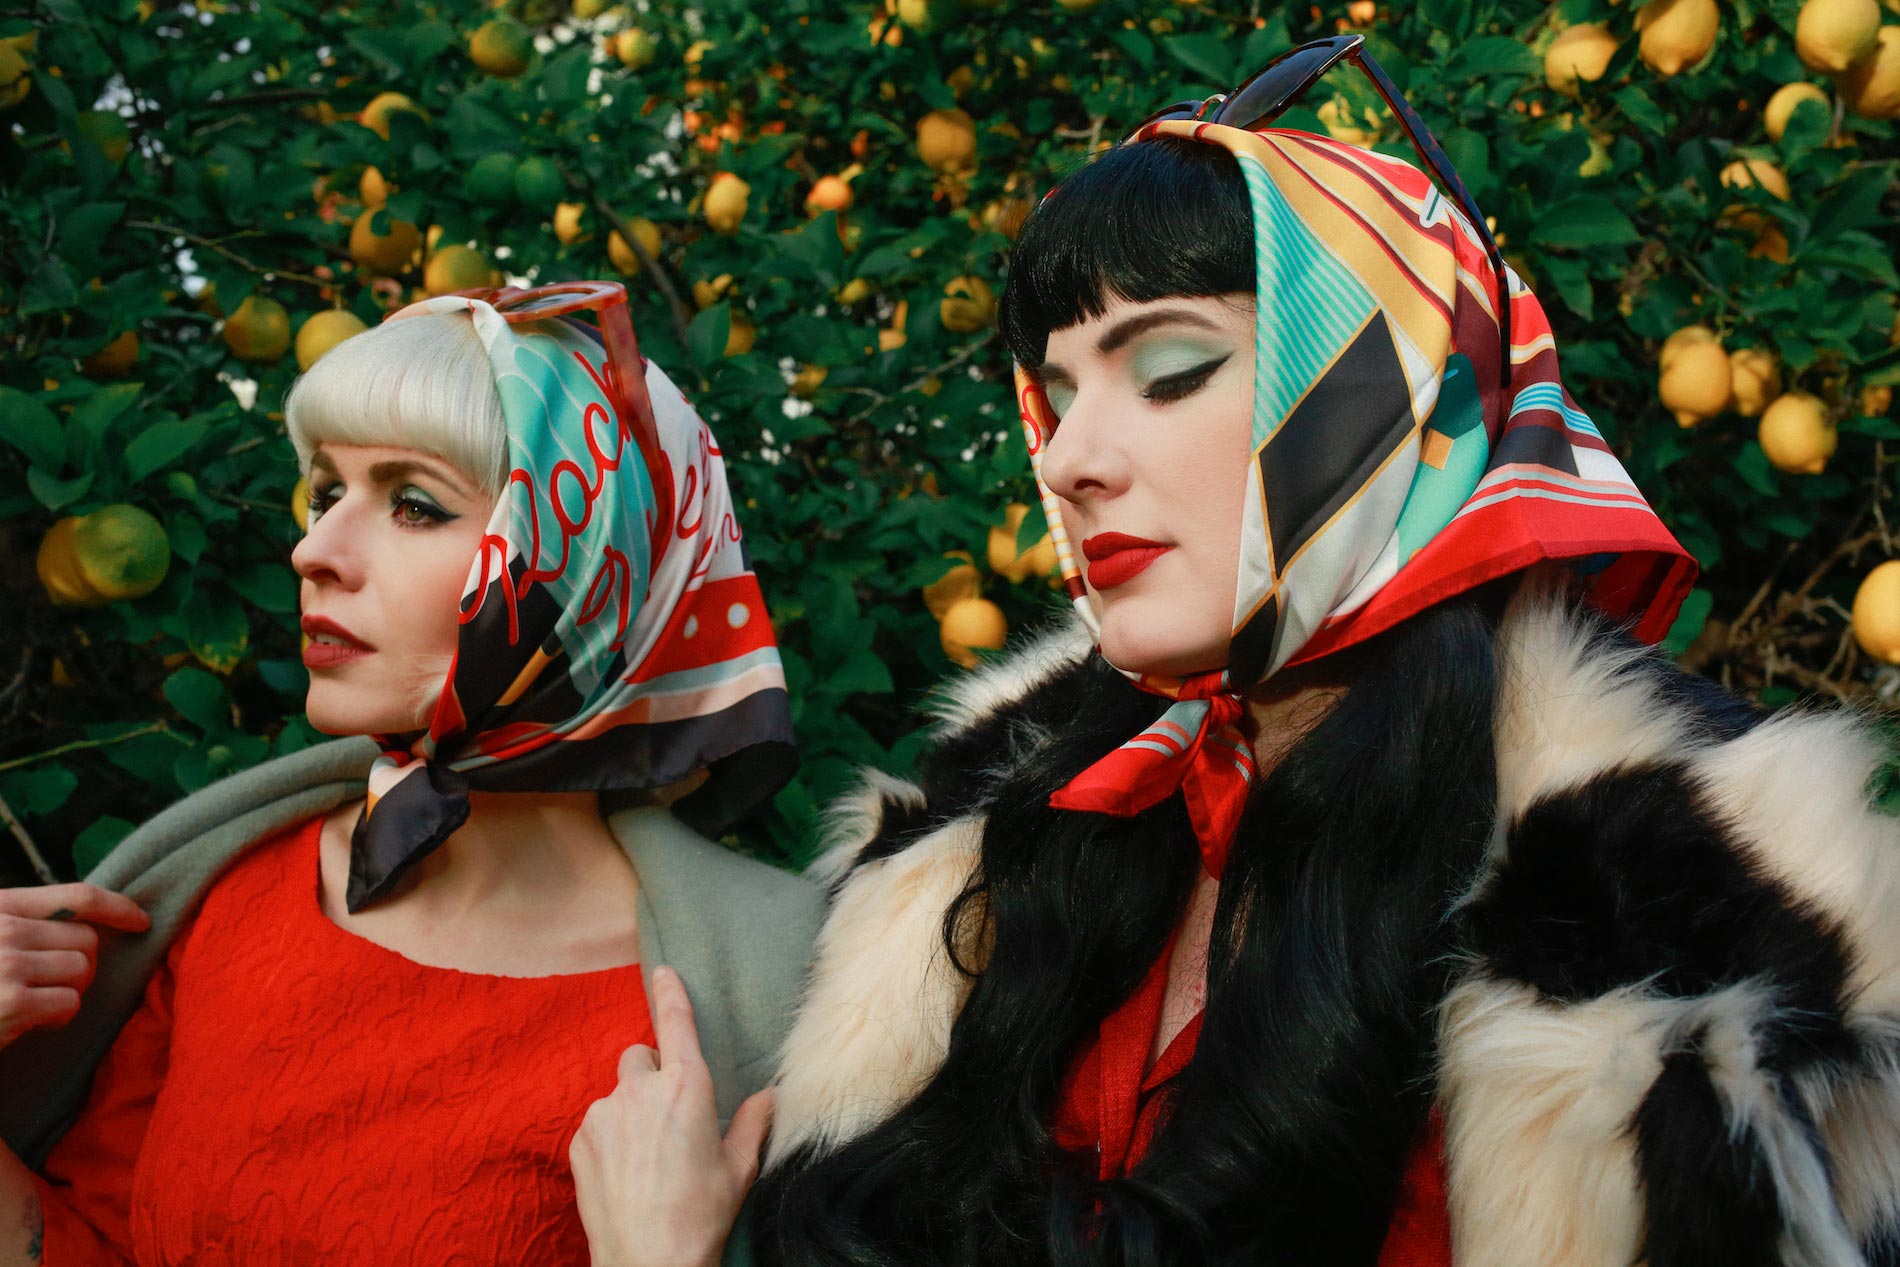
0, 0, 1897, 883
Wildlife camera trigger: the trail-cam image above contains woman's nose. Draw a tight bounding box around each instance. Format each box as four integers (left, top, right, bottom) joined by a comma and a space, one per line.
290, 497, 363, 590
1038, 391, 1129, 504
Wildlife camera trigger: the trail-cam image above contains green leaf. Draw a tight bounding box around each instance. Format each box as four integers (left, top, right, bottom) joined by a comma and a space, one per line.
1161, 33, 1235, 87
162, 666, 228, 731
73, 817, 136, 876
1443, 36, 1541, 79
688, 302, 733, 370
27, 467, 93, 510
1610, 85, 1669, 137
1810, 167, 1896, 242
1111, 30, 1156, 69
227, 564, 298, 614
1528, 194, 1640, 250
0, 766, 79, 816
69, 384, 143, 453
185, 591, 251, 674
0, 387, 66, 470
1662, 588, 1713, 658
124, 419, 208, 481
822, 649, 896, 696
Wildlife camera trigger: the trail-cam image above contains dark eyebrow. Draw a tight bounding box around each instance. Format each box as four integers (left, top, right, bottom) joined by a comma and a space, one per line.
1037, 307, 1227, 384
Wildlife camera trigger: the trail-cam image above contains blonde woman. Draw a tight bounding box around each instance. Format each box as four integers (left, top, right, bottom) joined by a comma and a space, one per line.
0, 283, 816, 1266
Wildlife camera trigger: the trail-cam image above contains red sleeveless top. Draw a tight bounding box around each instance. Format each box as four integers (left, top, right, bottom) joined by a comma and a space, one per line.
33, 815, 653, 1265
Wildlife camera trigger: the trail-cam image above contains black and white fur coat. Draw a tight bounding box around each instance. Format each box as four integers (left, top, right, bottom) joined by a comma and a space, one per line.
762, 589, 1900, 1266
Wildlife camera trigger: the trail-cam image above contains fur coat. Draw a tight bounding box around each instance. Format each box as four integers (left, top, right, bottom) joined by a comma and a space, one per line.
763, 591, 1900, 1266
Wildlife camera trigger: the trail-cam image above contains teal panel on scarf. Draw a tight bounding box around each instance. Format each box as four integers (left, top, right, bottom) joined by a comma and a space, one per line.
492, 323, 656, 687
1235, 151, 1379, 450
1393, 352, 1488, 563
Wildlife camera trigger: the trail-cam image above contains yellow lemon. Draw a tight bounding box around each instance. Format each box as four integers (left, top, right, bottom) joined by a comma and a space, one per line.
1852, 560, 1900, 662
1728, 347, 1782, 417
1758, 391, 1837, 473
916, 108, 977, 174
469, 18, 533, 77
1634, 0, 1720, 75
37, 518, 103, 608
349, 213, 422, 275
805, 174, 854, 215
725, 312, 756, 357
613, 29, 657, 69
294, 309, 368, 371
1658, 325, 1731, 426
80, 330, 139, 380
923, 551, 981, 619
837, 278, 871, 305
1764, 82, 1832, 141
359, 164, 390, 209
606, 217, 663, 274
292, 476, 310, 532
1795, 0, 1881, 74
72, 504, 171, 602
987, 503, 1056, 582
222, 295, 291, 364
359, 91, 421, 140
553, 200, 587, 245
1842, 26, 1900, 118
1545, 24, 1619, 96
693, 274, 736, 309
423, 244, 497, 296
940, 597, 1008, 668
704, 176, 750, 234
791, 364, 829, 398
1719, 156, 1792, 201
940, 275, 996, 334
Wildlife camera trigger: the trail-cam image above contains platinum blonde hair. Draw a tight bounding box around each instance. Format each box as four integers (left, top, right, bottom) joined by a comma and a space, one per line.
284, 311, 508, 496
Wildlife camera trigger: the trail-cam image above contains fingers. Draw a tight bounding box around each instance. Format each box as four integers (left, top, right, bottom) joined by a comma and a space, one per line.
617, 1043, 659, 1081
3, 949, 94, 989
723, 1086, 775, 1184
648, 965, 704, 1068
0, 883, 148, 932
1, 984, 81, 1031
0, 914, 100, 954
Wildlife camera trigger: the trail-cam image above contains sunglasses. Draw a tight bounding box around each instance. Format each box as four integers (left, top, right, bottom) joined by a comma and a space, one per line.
1136, 34, 1513, 389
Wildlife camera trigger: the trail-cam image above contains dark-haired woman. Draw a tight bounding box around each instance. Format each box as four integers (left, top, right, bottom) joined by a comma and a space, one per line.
744, 85, 1900, 1267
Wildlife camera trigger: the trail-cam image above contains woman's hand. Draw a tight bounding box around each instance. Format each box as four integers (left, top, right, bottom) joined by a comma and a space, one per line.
0, 883, 149, 1054
571, 965, 774, 1267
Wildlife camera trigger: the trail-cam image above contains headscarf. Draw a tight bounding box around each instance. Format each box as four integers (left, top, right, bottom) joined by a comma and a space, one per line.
1015, 123, 1696, 877
344, 290, 796, 912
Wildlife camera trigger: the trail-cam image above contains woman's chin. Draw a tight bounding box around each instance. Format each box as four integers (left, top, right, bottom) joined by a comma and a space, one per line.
1097, 615, 1228, 679
303, 692, 423, 738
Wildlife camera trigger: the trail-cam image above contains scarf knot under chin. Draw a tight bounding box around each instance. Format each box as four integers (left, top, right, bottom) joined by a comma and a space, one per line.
1048, 674, 1252, 879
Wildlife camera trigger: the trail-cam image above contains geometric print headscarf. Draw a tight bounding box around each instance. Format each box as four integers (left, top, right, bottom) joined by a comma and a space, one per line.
343, 291, 795, 912
1019, 122, 1696, 876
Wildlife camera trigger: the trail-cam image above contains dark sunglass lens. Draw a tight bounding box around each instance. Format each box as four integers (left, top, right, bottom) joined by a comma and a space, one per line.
1218, 44, 1346, 129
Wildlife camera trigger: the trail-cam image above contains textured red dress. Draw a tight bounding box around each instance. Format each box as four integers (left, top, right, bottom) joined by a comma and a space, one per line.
32, 815, 653, 1266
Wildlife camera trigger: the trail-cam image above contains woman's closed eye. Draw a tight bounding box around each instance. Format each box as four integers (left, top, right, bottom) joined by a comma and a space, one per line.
1142, 355, 1230, 404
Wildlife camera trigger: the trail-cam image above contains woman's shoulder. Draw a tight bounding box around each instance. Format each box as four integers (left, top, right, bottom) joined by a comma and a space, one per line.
91, 734, 377, 890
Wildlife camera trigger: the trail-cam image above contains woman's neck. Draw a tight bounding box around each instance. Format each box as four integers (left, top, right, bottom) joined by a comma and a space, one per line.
1243, 664, 1347, 772
391, 789, 630, 916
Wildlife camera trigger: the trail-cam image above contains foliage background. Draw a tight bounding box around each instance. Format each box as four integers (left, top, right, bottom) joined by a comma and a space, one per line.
1, 0, 1896, 883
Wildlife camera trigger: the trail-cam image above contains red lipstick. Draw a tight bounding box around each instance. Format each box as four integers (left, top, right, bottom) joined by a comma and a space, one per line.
1081, 533, 1172, 591
301, 615, 374, 669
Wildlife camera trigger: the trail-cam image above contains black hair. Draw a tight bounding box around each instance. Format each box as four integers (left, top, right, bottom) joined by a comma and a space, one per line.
1000, 135, 1257, 372
756, 604, 1500, 1267
754, 139, 1501, 1266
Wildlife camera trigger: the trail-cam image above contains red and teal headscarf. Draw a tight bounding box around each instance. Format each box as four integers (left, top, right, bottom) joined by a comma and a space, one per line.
345, 289, 795, 912
1016, 123, 1696, 875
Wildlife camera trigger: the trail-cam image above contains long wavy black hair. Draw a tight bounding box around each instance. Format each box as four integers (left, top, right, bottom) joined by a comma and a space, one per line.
754, 136, 1503, 1267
